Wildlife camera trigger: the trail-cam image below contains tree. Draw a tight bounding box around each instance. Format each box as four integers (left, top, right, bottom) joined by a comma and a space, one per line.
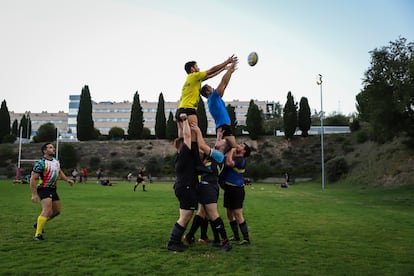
246, 100, 264, 140
298, 97, 311, 137
33, 123, 56, 143
12, 119, 18, 137
283, 91, 298, 139
196, 97, 208, 137
109, 127, 125, 140
0, 100, 11, 143
76, 85, 96, 141
166, 112, 178, 140
356, 37, 414, 144
226, 104, 242, 136
59, 143, 78, 170
128, 91, 144, 140
155, 93, 166, 139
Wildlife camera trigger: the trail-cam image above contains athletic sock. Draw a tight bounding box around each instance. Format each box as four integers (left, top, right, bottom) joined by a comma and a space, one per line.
200, 218, 209, 239
212, 217, 228, 241
210, 220, 220, 243
230, 220, 240, 240
168, 222, 185, 245
187, 215, 202, 238
35, 215, 48, 237
239, 221, 250, 241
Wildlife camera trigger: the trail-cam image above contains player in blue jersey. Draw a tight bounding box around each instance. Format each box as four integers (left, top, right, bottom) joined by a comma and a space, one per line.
30, 142, 74, 241
221, 142, 251, 245
200, 59, 238, 148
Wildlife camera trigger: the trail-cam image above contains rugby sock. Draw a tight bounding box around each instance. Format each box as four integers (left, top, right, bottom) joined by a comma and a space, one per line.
230, 220, 240, 240
212, 217, 228, 241
35, 215, 48, 237
200, 218, 209, 240
168, 222, 185, 245
187, 215, 202, 239
239, 221, 250, 242
210, 220, 220, 243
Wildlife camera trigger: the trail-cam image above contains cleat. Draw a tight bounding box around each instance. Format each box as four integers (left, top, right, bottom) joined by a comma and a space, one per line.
238, 239, 251, 246
183, 235, 195, 245
229, 237, 240, 242
210, 241, 222, 248
167, 242, 187, 252
198, 238, 210, 243
33, 235, 45, 241
220, 240, 232, 252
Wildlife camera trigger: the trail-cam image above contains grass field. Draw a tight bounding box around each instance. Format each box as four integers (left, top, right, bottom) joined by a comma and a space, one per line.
0, 180, 413, 275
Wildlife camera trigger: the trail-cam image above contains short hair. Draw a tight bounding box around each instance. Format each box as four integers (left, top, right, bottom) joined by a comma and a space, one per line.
200, 84, 209, 98
243, 143, 251, 158
184, 61, 196, 74
41, 142, 52, 154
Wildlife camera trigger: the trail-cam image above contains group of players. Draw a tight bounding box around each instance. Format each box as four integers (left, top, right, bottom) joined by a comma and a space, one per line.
29, 55, 251, 251
166, 55, 251, 252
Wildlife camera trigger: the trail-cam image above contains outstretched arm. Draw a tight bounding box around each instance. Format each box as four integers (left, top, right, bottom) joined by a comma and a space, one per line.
225, 148, 237, 167
190, 122, 211, 155
216, 61, 238, 97
204, 55, 237, 81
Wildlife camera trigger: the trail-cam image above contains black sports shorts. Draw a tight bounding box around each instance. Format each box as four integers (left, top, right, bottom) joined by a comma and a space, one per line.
198, 182, 219, 205
217, 124, 233, 138
175, 108, 197, 121
175, 185, 198, 210
223, 184, 245, 210
37, 187, 60, 201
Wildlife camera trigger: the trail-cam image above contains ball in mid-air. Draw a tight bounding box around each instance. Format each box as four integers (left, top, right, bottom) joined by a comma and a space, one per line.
247, 52, 258, 66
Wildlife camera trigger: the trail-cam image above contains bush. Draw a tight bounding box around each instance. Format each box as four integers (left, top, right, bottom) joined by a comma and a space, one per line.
356, 131, 369, 144
59, 143, 78, 169
326, 156, 349, 182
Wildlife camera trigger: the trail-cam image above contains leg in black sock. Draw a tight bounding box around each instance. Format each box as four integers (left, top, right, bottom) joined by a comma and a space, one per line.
167, 223, 186, 252
229, 220, 240, 241
239, 221, 250, 245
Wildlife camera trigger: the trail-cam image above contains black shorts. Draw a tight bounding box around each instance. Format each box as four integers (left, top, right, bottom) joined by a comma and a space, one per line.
198, 182, 219, 205
175, 108, 197, 121
217, 124, 233, 138
175, 185, 198, 210
37, 187, 60, 201
223, 184, 245, 210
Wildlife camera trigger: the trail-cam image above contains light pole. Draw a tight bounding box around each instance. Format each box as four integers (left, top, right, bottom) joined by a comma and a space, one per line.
317, 74, 325, 190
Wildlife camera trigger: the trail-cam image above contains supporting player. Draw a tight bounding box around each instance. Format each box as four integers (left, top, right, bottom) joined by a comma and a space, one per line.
221, 142, 252, 245
187, 122, 233, 252
166, 114, 199, 252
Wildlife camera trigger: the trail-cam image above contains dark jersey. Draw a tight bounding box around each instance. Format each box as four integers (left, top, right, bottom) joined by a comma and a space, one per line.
220, 156, 246, 187
200, 149, 225, 185
175, 143, 198, 189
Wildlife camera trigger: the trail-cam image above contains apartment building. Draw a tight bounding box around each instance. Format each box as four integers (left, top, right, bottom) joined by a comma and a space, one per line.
11, 95, 272, 138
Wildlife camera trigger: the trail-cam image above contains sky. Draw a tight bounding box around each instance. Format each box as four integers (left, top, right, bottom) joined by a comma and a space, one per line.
1, 0, 413, 116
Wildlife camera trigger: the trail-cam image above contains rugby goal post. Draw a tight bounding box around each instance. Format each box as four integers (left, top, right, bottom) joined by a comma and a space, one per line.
16, 127, 60, 180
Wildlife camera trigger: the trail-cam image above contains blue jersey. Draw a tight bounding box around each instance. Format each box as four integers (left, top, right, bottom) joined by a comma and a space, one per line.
208, 89, 230, 129
220, 156, 246, 187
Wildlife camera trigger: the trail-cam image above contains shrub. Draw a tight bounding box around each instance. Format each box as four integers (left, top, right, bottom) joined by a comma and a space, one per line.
326, 156, 349, 182
356, 131, 369, 144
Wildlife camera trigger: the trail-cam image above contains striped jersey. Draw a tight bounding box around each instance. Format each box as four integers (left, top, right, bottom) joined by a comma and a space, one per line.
32, 157, 61, 188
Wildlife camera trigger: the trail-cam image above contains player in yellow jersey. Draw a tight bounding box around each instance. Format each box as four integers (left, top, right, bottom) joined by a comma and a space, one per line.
176, 55, 237, 140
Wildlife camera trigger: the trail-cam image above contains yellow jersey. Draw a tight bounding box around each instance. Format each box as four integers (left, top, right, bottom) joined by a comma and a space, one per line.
178, 71, 207, 109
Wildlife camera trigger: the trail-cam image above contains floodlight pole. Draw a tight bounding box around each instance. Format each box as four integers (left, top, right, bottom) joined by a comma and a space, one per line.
317, 74, 325, 190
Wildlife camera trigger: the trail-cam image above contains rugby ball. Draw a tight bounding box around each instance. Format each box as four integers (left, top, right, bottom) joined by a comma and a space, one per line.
248, 52, 258, 66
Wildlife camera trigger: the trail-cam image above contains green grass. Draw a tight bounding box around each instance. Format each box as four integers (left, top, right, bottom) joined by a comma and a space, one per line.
0, 180, 413, 275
